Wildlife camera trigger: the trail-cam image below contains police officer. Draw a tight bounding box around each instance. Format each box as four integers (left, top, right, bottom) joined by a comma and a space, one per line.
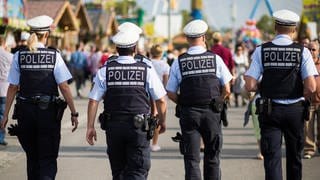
244, 9, 317, 180
0, 15, 79, 180
86, 25, 167, 180
166, 19, 232, 180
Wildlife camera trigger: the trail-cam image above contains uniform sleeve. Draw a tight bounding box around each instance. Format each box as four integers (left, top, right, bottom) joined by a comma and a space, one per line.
147, 66, 167, 100
245, 47, 263, 80
54, 52, 72, 84
301, 47, 318, 79
7, 53, 20, 85
215, 56, 233, 85
88, 67, 107, 101
166, 59, 181, 93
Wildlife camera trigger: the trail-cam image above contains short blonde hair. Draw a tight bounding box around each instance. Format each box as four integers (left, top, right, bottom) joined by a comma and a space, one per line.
150, 44, 163, 58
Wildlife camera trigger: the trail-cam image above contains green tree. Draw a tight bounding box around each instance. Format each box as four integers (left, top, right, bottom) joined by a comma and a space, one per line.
256, 14, 274, 35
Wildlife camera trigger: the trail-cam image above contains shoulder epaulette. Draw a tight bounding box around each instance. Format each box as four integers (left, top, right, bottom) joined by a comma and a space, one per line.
107, 55, 119, 63
134, 54, 152, 68
47, 46, 60, 53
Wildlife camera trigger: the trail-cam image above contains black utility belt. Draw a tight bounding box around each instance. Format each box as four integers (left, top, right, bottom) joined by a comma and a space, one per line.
99, 112, 159, 140
18, 95, 57, 104
271, 101, 304, 107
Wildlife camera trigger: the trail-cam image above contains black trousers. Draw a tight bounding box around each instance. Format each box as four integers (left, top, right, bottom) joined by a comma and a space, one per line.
17, 102, 60, 180
259, 103, 304, 180
180, 106, 222, 180
105, 115, 150, 180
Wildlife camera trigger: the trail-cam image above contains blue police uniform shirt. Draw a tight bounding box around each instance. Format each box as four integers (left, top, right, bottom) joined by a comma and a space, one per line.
166, 45, 233, 93
245, 34, 318, 104
8, 42, 72, 85
89, 56, 167, 101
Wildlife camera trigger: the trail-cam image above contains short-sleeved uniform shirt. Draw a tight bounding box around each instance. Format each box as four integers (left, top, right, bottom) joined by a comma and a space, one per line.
166, 45, 233, 93
89, 56, 166, 101
245, 34, 318, 104
8, 43, 72, 86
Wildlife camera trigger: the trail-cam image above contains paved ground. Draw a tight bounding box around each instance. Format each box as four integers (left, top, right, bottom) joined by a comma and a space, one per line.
0, 83, 320, 180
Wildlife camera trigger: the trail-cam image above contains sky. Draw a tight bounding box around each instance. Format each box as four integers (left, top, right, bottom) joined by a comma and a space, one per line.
136, 0, 303, 30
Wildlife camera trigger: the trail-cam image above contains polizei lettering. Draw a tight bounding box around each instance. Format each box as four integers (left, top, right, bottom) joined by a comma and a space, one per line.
19, 50, 56, 70
180, 55, 216, 76
263, 47, 301, 68
107, 66, 145, 86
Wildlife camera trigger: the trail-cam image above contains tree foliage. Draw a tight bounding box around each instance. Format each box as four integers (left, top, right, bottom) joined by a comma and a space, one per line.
256, 14, 274, 35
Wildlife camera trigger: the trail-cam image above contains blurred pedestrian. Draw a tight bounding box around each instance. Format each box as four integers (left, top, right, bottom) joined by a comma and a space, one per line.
86, 25, 167, 180
233, 43, 249, 107
303, 40, 320, 159
70, 43, 87, 98
244, 9, 317, 180
211, 32, 235, 77
149, 44, 170, 152
0, 15, 78, 180
11, 31, 30, 54
167, 19, 232, 180
0, 35, 13, 146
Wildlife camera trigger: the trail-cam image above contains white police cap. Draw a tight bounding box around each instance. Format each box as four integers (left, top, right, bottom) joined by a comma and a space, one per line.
112, 31, 139, 48
20, 31, 30, 41
27, 15, 53, 32
118, 22, 142, 35
273, 9, 300, 26
183, 19, 208, 38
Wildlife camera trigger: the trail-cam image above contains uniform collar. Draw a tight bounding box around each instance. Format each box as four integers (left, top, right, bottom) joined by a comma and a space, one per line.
36, 42, 45, 48
187, 45, 207, 55
117, 56, 135, 63
272, 34, 293, 45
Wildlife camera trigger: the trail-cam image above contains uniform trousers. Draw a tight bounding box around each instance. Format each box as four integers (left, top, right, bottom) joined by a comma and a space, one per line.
259, 103, 304, 180
17, 101, 60, 180
304, 104, 320, 155
180, 106, 222, 180
105, 115, 150, 180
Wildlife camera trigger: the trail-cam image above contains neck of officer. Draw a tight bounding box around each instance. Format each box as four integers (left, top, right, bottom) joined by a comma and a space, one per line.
38, 37, 47, 46
187, 36, 205, 47
275, 24, 296, 40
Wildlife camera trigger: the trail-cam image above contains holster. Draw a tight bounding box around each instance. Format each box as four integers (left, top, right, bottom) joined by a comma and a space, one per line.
99, 111, 110, 130
303, 100, 311, 121
55, 98, 67, 122
147, 116, 159, 140
171, 132, 184, 155
210, 97, 224, 113
221, 101, 228, 126
175, 104, 181, 118
133, 114, 159, 140
255, 98, 272, 116
12, 99, 20, 120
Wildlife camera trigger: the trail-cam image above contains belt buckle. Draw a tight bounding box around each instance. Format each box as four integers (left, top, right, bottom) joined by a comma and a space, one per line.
31, 96, 41, 102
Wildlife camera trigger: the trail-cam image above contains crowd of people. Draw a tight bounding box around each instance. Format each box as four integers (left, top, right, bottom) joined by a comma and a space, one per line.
0, 8, 319, 180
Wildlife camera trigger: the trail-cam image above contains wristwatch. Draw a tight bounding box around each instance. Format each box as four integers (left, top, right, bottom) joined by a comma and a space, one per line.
71, 112, 79, 117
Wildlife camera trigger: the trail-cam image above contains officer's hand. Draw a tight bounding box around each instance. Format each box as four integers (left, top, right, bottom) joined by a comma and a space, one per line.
0, 116, 8, 129
71, 116, 78, 132
86, 127, 97, 145
158, 121, 166, 134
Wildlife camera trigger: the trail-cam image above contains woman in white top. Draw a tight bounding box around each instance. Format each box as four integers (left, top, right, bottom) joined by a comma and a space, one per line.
150, 44, 170, 151
233, 43, 249, 107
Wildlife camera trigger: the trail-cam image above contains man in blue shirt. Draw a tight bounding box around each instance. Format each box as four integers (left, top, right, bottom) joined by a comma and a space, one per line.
245, 9, 318, 180
167, 19, 232, 180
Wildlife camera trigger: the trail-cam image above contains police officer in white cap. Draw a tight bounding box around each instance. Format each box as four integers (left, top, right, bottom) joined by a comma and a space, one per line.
167, 19, 232, 180
0, 15, 78, 180
245, 9, 317, 180
86, 28, 167, 179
